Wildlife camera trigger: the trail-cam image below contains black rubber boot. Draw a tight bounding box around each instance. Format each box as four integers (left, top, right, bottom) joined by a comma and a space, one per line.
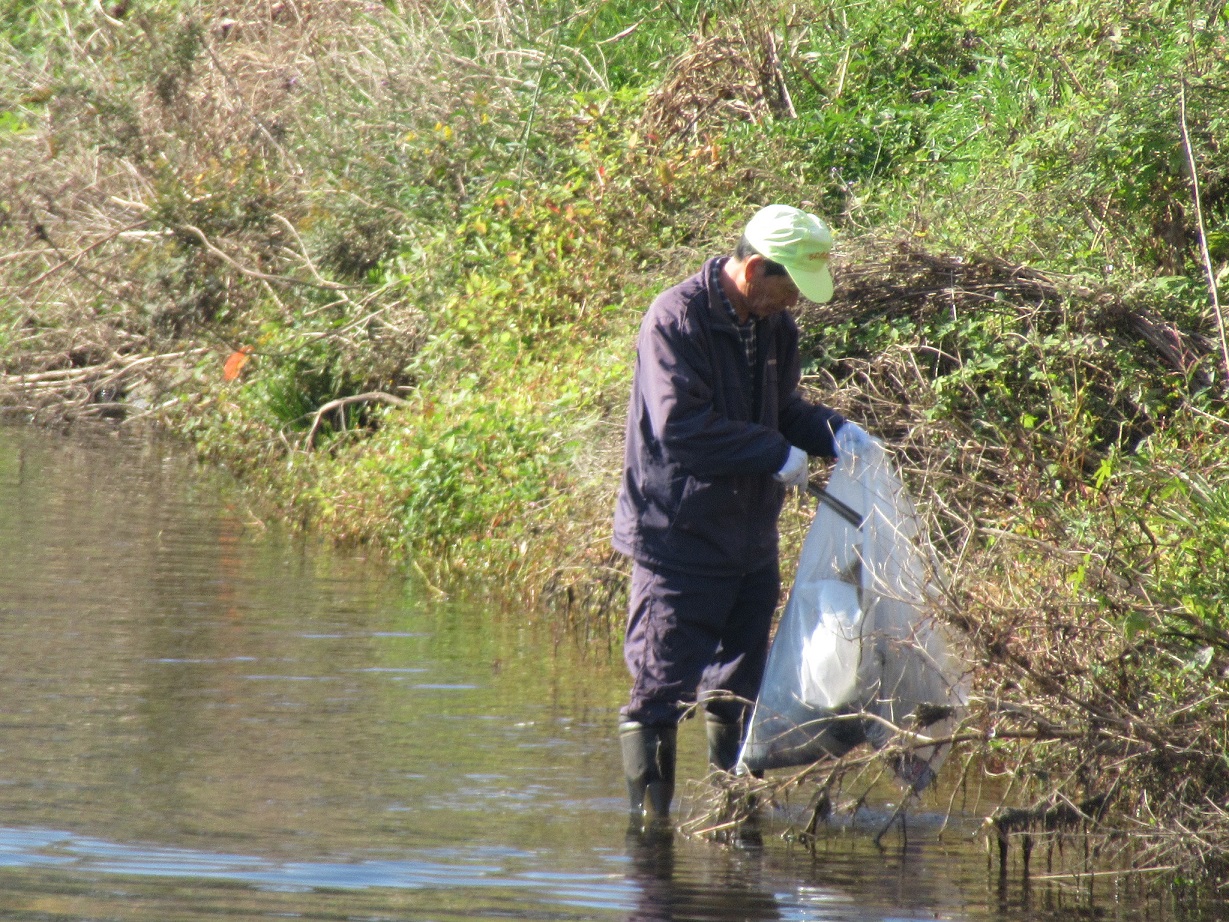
706, 714, 764, 848
705, 715, 744, 773
619, 721, 677, 834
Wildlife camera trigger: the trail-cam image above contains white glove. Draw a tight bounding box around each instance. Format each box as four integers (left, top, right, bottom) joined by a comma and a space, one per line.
773, 445, 809, 489
834, 421, 874, 459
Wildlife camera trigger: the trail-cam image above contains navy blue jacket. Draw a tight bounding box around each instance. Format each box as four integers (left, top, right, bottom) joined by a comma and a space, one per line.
613, 257, 847, 576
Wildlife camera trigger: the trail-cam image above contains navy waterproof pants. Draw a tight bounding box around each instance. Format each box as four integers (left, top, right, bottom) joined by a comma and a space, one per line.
620, 560, 780, 728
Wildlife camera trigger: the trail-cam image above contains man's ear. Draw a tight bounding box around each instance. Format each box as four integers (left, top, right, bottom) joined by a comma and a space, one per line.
742, 253, 765, 280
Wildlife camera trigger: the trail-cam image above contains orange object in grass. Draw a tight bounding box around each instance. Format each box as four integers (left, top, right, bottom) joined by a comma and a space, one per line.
223, 346, 253, 382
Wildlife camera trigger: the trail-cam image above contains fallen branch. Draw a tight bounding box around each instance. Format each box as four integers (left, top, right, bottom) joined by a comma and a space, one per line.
176, 224, 354, 292
2, 366, 107, 386
21, 220, 151, 292
303, 391, 410, 449
0, 349, 208, 415
989, 793, 1110, 877
91, 350, 206, 389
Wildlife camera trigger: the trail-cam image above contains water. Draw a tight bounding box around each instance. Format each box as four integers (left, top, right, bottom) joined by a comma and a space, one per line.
0, 423, 1181, 920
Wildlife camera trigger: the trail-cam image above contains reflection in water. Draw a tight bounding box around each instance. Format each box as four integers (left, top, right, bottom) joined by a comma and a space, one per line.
624, 834, 780, 922
0, 825, 632, 899
0, 423, 1186, 922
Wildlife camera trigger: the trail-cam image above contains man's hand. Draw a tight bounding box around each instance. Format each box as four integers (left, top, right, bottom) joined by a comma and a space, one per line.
834, 421, 874, 459
774, 445, 809, 489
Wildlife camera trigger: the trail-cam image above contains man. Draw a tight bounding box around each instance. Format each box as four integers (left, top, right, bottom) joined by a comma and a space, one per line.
612, 204, 872, 830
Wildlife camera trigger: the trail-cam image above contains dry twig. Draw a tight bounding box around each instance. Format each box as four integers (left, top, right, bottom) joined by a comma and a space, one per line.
1178, 79, 1229, 391
303, 391, 410, 450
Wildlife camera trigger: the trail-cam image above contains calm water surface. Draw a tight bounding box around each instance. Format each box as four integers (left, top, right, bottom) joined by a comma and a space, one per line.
0, 423, 1180, 921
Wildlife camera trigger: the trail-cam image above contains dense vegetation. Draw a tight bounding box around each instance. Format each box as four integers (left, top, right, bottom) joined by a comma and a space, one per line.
3, 0, 1229, 888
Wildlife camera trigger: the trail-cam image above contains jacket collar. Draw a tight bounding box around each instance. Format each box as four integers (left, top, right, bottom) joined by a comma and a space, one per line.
703, 256, 774, 336
703, 256, 741, 335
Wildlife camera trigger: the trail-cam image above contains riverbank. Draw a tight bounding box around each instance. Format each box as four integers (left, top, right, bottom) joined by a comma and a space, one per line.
4, 0, 1229, 888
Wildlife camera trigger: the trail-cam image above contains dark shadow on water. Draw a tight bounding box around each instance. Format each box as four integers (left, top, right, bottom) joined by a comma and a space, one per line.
623, 832, 781, 922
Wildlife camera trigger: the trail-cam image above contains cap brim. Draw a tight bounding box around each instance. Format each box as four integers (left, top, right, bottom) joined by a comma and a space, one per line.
786, 263, 833, 303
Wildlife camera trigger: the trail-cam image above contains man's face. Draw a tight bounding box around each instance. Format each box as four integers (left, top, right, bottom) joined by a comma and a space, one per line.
743, 263, 800, 318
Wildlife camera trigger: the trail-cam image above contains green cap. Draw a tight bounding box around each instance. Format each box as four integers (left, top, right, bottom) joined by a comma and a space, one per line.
743, 204, 835, 303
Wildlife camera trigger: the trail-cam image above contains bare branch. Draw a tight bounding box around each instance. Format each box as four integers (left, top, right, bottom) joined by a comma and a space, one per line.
302, 391, 410, 450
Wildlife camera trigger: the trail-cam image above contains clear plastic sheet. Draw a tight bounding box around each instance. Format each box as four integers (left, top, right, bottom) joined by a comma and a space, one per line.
739, 439, 967, 790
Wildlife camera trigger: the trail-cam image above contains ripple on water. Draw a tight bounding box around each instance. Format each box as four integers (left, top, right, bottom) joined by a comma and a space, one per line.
0, 424, 1196, 922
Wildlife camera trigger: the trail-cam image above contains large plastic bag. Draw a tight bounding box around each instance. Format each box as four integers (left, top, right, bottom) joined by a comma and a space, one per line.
739, 438, 967, 790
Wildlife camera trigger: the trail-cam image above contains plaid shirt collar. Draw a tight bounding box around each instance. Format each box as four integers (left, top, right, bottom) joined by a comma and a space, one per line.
711, 258, 757, 371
